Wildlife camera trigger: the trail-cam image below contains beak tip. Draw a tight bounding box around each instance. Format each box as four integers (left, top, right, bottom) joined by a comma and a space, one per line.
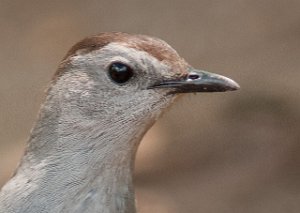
227, 79, 240, 91
219, 75, 240, 91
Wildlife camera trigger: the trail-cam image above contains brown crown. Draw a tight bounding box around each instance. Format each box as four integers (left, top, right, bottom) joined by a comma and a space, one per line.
55, 32, 188, 79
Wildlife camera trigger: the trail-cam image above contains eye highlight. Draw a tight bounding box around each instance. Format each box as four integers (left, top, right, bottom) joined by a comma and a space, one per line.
108, 62, 134, 84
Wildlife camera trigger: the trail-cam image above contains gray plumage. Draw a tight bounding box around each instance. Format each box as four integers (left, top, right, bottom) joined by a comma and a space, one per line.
0, 32, 239, 213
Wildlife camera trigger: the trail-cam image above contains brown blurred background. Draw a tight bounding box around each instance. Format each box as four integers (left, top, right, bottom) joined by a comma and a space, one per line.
1, 0, 300, 212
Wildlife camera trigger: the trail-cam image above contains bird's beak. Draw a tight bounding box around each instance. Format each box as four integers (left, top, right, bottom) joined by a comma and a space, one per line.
151, 68, 240, 93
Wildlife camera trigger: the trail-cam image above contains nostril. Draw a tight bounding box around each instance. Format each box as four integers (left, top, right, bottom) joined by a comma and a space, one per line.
188, 74, 200, 80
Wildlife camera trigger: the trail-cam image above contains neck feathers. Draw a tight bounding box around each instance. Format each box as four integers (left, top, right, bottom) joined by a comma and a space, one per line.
0, 64, 174, 212
0, 86, 152, 213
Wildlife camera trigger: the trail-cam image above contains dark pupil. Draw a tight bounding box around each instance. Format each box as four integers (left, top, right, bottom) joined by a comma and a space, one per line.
109, 62, 133, 84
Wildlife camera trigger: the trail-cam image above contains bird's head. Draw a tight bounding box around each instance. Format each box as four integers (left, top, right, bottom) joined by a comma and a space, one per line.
50, 32, 239, 125
0, 32, 240, 213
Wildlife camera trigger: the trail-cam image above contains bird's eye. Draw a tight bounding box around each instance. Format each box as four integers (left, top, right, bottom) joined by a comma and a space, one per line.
108, 62, 134, 84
